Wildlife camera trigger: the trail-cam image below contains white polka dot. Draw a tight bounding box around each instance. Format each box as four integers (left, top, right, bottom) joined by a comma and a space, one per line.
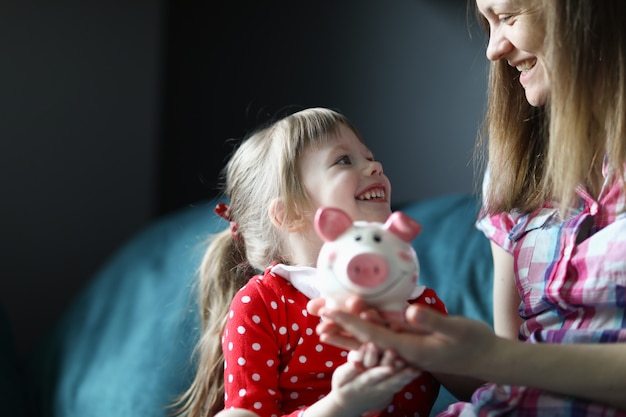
290, 376, 298, 383
340, 351, 348, 357
387, 405, 394, 412
229, 310, 234, 318
404, 392, 413, 400
272, 323, 277, 331
267, 359, 274, 367
287, 298, 295, 304
279, 326, 287, 335
252, 373, 260, 381
317, 373, 325, 379
299, 355, 307, 363
237, 326, 246, 334
228, 342, 233, 351
290, 392, 299, 399
238, 357, 246, 366
239, 389, 246, 397
241, 295, 251, 303
286, 343, 291, 351
420, 384, 427, 392
315, 344, 323, 352
301, 309, 308, 317
252, 315, 261, 324
291, 323, 299, 331
228, 374, 233, 382
252, 343, 261, 351
225, 392, 228, 401
306, 328, 313, 336
325, 361, 333, 368
268, 389, 276, 395
281, 295, 286, 303
253, 402, 262, 409
298, 337, 304, 345
270, 301, 278, 309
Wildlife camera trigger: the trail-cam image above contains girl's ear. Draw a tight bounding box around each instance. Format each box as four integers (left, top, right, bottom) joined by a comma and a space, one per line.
268, 198, 307, 232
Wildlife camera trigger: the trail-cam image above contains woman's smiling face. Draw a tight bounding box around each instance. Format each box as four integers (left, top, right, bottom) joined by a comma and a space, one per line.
477, 0, 549, 107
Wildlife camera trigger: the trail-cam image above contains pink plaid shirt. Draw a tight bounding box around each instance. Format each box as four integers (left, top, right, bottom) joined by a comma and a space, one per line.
439, 163, 626, 416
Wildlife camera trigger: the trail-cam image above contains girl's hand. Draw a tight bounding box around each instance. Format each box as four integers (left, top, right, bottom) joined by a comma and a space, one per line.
329, 343, 422, 416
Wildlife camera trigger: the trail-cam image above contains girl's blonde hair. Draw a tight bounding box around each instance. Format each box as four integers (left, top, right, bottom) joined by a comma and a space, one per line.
173, 107, 362, 417
475, 0, 626, 215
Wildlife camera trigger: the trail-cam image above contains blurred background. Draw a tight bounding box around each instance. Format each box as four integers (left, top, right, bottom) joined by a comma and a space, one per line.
0, 0, 487, 362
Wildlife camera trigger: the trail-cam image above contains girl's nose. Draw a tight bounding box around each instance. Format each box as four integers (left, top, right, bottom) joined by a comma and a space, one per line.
365, 160, 384, 176
486, 27, 512, 61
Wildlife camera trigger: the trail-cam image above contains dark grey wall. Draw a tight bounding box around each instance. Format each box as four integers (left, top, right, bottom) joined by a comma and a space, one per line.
161, 1, 488, 211
0, 1, 164, 358
1, 0, 487, 361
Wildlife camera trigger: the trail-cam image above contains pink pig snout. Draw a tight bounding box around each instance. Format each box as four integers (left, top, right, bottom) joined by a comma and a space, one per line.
346, 253, 388, 288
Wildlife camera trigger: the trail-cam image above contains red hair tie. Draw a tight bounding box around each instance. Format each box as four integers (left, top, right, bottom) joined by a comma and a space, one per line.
214, 203, 240, 240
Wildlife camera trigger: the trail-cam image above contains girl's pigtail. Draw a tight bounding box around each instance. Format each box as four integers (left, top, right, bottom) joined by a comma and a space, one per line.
173, 227, 254, 417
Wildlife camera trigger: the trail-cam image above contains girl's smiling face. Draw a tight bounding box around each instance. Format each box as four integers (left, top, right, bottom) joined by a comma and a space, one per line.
299, 124, 392, 226
477, 0, 549, 106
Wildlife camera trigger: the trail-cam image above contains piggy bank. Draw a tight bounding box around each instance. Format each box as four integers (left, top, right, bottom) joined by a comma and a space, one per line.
314, 206, 424, 321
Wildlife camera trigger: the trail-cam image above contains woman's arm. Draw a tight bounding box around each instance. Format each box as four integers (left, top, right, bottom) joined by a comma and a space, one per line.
490, 243, 523, 339
314, 304, 626, 411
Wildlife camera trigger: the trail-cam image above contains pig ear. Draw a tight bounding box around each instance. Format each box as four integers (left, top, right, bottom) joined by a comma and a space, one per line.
314, 207, 354, 242
383, 211, 422, 242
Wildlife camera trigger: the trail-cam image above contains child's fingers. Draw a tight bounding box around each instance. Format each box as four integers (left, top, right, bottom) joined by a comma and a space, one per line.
362, 342, 380, 368
353, 365, 421, 391
347, 348, 364, 364
378, 367, 422, 391
333, 360, 362, 384
379, 348, 398, 368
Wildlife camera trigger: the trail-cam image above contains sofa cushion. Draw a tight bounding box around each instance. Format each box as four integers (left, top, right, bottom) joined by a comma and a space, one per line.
27, 201, 220, 417
402, 193, 493, 322
27, 193, 493, 417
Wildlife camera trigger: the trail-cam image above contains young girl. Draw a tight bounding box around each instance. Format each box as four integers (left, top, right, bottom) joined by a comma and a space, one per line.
174, 107, 448, 417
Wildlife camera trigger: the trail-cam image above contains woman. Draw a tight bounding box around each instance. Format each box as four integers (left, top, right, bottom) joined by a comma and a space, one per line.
308, 0, 626, 415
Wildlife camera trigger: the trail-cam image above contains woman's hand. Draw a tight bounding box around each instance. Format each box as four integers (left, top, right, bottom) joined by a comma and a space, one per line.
309, 296, 498, 377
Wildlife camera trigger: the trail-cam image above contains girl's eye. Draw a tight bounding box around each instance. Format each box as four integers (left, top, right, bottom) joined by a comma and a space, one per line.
336, 155, 352, 165
499, 14, 513, 24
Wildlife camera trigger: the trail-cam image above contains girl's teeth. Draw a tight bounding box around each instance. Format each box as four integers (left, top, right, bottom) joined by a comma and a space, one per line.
358, 189, 385, 200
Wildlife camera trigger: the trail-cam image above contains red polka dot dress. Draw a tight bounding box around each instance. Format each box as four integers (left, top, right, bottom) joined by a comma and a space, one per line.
222, 264, 447, 417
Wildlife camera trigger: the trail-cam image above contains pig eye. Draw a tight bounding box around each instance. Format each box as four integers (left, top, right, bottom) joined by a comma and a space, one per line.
373, 234, 382, 243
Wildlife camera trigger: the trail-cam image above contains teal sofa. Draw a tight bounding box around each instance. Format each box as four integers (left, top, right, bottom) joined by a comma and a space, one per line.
14, 193, 493, 417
